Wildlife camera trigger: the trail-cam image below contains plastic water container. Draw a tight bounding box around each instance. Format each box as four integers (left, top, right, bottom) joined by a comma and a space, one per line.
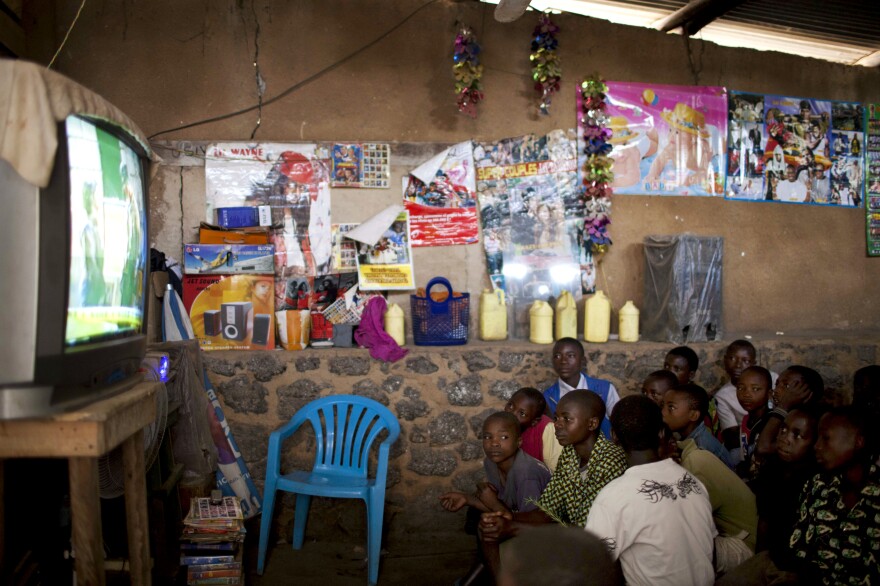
555, 290, 577, 340
479, 289, 507, 341
529, 300, 554, 344
619, 300, 640, 343
584, 290, 611, 343
384, 303, 405, 346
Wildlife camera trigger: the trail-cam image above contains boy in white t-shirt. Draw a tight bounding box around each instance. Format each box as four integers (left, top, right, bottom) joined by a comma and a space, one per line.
585, 395, 716, 586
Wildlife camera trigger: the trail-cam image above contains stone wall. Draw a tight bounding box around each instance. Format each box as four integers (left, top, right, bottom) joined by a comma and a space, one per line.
202, 335, 878, 542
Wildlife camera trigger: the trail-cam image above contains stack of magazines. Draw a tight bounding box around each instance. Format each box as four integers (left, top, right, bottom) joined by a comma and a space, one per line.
180, 496, 246, 585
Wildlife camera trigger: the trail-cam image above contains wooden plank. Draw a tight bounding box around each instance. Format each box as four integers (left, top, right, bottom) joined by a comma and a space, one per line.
122, 429, 152, 586
68, 457, 105, 586
0, 381, 159, 458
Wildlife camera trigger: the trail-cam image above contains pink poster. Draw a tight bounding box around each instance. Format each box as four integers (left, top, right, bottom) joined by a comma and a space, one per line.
580, 82, 727, 196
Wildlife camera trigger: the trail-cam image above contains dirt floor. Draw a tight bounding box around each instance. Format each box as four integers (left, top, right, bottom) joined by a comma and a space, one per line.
242, 524, 480, 585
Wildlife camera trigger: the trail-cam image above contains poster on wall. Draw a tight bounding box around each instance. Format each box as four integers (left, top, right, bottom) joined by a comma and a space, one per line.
205, 143, 332, 277
725, 94, 864, 207
330, 143, 390, 188
592, 82, 727, 196
402, 141, 480, 247
330, 223, 359, 273
355, 211, 415, 290
866, 104, 880, 256
474, 129, 589, 322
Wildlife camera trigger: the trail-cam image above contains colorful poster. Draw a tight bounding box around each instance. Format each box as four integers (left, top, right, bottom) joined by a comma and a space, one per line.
330, 223, 359, 273
330, 143, 390, 188
355, 211, 415, 290
866, 104, 880, 256
403, 141, 479, 246
590, 82, 727, 196
726, 94, 864, 207
475, 130, 588, 332
205, 143, 332, 277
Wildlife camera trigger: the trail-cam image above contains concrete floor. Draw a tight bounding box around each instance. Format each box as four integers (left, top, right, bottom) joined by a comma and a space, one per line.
242, 524, 479, 585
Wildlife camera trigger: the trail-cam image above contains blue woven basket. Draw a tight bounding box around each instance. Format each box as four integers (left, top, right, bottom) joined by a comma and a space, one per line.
410, 277, 469, 346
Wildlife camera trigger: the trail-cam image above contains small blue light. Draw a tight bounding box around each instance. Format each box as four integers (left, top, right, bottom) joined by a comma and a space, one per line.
158, 355, 170, 382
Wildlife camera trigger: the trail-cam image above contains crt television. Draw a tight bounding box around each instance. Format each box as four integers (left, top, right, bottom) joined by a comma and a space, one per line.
0, 114, 150, 419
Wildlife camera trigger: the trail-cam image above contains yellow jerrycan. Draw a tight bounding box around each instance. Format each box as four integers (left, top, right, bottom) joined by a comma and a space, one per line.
384, 302, 406, 346
479, 289, 507, 341
554, 290, 577, 340
529, 300, 554, 344
584, 290, 611, 343
618, 300, 640, 343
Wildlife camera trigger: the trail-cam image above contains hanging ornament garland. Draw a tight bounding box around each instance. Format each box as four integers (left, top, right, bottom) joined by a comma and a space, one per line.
453, 25, 484, 118
530, 13, 561, 115
579, 76, 613, 254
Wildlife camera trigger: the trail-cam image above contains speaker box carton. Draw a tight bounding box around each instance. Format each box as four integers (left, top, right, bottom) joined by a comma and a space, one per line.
183, 274, 274, 350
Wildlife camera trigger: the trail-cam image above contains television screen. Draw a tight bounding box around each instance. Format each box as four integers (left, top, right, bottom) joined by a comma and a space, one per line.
65, 116, 147, 348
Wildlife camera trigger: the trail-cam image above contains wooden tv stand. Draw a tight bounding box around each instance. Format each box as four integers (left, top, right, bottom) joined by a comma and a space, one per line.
0, 380, 160, 586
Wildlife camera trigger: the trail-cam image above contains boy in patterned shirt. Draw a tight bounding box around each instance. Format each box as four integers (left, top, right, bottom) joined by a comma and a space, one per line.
478, 390, 627, 580
789, 406, 880, 585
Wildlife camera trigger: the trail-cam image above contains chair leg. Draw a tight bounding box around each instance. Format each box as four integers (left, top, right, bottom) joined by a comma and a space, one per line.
292, 493, 311, 549
366, 490, 386, 585
257, 485, 277, 575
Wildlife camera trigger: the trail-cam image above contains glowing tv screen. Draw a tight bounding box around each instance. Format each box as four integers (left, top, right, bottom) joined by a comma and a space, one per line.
65, 116, 147, 348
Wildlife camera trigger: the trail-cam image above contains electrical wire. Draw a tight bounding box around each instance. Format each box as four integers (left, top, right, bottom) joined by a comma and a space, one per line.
148, 0, 442, 140
47, 0, 87, 70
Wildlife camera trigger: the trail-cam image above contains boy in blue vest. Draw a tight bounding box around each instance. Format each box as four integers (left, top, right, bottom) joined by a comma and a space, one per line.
543, 337, 619, 439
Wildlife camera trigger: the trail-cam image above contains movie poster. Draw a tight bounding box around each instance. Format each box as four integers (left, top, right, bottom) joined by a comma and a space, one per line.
205, 143, 332, 277
591, 82, 727, 196
356, 211, 415, 290
475, 130, 588, 332
330, 143, 390, 188
866, 103, 880, 256
726, 94, 864, 207
330, 223, 359, 272
403, 141, 480, 247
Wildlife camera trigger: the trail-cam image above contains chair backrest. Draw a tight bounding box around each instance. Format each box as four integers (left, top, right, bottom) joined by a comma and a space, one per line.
296, 395, 400, 479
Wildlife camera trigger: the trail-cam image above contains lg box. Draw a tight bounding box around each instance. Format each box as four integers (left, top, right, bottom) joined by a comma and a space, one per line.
183, 275, 275, 350
183, 244, 275, 275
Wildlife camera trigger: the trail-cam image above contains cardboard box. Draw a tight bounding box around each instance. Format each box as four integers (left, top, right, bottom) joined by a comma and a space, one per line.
183, 275, 275, 350
198, 222, 270, 245
183, 244, 275, 275
216, 206, 259, 228
275, 310, 310, 350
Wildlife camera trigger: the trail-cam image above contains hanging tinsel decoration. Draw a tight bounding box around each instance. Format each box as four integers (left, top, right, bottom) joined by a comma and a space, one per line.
530, 13, 560, 115
453, 25, 484, 118
579, 75, 613, 254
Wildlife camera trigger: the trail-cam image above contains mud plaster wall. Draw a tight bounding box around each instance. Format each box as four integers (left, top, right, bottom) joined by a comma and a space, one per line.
203, 336, 876, 539
22, 0, 880, 336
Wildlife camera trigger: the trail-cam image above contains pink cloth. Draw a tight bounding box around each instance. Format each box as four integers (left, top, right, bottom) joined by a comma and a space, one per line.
521, 415, 552, 463
354, 296, 408, 363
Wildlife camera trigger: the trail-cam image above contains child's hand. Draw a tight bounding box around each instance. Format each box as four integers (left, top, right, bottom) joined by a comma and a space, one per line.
439, 491, 468, 512
774, 379, 812, 410
478, 510, 514, 542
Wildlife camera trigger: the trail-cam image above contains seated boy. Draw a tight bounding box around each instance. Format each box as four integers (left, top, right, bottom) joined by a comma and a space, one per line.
662, 383, 734, 469
664, 346, 699, 385
788, 407, 879, 585
754, 365, 824, 462
441, 411, 551, 585
543, 337, 619, 438
715, 340, 778, 449
659, 425, 757, 575
497, 525, 623, 586
735, 366, 773, 480
585, 395, 716, 586
503, 387, 557, 467
641, 370, 679, 406
479, 391, 627, 579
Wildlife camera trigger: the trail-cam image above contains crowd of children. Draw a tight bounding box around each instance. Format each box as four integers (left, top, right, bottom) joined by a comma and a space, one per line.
439, 338, 880, 585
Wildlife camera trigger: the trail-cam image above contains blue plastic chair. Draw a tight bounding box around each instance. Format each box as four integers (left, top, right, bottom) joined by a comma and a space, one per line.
257, 394, 400, 584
